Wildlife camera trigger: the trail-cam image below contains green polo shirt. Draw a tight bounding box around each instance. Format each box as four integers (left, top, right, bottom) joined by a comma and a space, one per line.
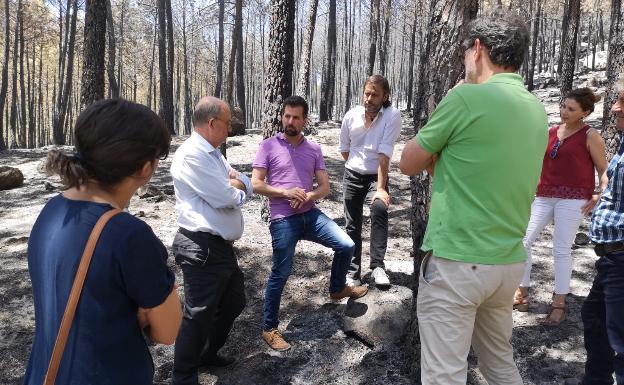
415, 73, 548, 264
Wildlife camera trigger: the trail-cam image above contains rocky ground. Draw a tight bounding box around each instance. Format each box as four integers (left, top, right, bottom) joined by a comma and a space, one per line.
0, 73, 612, 385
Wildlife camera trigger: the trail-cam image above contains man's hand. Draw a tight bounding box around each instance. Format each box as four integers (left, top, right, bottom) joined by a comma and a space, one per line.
581, 195, 600, 216
229, 178, 246, 191
291, 192, 312, 209
372, 188, 391, 207
283, 187, 307, 203
228, 169, 240, 179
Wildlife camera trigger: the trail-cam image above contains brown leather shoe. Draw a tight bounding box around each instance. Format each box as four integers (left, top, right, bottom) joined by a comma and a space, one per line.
262, 328, 291, 351
329, 285, 368, 301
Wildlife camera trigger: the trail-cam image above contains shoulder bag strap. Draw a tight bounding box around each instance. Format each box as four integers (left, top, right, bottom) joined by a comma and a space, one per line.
43, 208, 123, 385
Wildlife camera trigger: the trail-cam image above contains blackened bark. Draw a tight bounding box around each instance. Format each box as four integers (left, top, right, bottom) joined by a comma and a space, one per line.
319, 0, 337, 121
9, 0, 21, 147
0, 0, 10, 150
295, 0, 319, 98
81, 0, 107, 109
158, 0, 174, 134
601, 0, 624, 159
262, 0, 296, 138
236, 12, 246, 121
215, 0, 225, 98
166, 0, 175, 133
527, 0, 541, 91
105, 0, 119, 98
379, 0, 391, 75
52, 0, 78, 145
406, 4, 418, 111
226, 0, 243, 105
182, 0, 192, 135
367, 0, 380, 75
559, 0, 581, 96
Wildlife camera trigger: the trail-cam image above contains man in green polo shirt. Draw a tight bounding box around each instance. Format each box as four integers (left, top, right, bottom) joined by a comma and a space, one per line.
400, 16, 547, 385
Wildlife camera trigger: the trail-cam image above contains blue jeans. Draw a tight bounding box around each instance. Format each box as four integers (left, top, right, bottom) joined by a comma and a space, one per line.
582, 251, 624, 385
263, 207, 355, 331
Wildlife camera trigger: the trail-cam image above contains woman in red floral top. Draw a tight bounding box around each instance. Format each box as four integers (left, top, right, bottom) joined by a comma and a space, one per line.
514, 88, 608, 326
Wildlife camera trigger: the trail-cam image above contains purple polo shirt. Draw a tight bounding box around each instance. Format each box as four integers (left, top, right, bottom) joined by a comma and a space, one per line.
253, 133, 326, 220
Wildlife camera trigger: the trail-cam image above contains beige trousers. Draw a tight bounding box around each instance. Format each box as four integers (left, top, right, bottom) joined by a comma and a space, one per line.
417, 254, 525, 385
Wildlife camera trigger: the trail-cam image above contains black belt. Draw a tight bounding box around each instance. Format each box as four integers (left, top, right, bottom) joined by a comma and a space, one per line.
594, 241, 624, 256
178, 227, 234, 246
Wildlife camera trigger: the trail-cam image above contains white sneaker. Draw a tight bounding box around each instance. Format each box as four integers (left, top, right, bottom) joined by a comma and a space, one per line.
345, 276, 361, 287
372, 267, 390, 287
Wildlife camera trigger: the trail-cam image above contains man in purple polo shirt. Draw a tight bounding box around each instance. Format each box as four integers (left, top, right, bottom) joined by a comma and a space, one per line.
252, 96, 368, 352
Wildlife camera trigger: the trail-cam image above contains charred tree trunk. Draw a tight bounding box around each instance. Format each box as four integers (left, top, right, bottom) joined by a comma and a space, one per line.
182, 0, 192, 135
9, 0, 21, 147
105, 0, 119, 98
295, 0, 319, 98
319, 0, 337, 122
262, 0, 296, 138
0, 0, 10, 150
52, 0, 78, 145
560, 0, 581, 96
81, 0, 107, 109
527, 0, 541, 91
409, 0, 478, 378
158, 0, 174, 134
379, 0, 391, 75
18, 2, 26, 147
406, 4, 418, 111
601, 0, 624, 159
226, 0, 243, 105
235, 12, 246, 120
367, 0, 380, 76
215, 0, 225, 98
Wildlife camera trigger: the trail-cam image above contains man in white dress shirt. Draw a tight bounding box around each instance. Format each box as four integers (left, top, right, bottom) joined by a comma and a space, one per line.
339, 74, 402, 287
170, 96, 253, 385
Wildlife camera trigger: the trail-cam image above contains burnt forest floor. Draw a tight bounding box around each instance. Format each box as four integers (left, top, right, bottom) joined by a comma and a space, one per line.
0, 72, 612, 385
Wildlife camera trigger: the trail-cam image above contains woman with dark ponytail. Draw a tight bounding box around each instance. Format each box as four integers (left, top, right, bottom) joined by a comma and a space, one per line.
514, 88, 608, 326
24, 99, 182, 385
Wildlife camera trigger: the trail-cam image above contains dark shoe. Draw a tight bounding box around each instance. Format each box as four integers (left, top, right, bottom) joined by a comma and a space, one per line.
330, 285, 368, 301
262, 328, 291, 351
200, 354, 236, 368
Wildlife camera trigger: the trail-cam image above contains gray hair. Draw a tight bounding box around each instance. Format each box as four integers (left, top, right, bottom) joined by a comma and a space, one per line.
193, 96, 223, 126
462, 14, 530, 72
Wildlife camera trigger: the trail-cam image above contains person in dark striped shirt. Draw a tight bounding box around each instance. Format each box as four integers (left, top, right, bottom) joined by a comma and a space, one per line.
582, 78, 624, 385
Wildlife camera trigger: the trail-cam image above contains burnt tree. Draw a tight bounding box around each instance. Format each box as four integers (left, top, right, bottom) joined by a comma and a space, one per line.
81, 0, 107, 108
559, 0, 581, 96
0, 0, 10, 150
215, 0, 225, 98
295, 0, 319, 99
262, 0, 296, 138
158, 0, 174, 134
367, 0, 380, 76
319, 0, 337, 121
602, 0, 624, 159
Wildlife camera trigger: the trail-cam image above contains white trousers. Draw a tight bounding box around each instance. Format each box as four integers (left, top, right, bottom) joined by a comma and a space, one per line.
418, 255, 525, 385
519, 196, 586, 294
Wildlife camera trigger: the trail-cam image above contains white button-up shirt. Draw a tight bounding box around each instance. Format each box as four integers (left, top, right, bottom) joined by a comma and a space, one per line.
170, 131, 253, 240
339, 105, 402, 174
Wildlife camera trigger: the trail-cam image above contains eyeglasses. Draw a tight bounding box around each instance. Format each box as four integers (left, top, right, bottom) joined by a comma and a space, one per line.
550, 139, 563, 158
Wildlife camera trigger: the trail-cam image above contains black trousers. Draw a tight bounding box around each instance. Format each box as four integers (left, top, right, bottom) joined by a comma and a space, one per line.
343, 168, 389, 279
171, 228, 246, 385
581, 251, 624, 385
